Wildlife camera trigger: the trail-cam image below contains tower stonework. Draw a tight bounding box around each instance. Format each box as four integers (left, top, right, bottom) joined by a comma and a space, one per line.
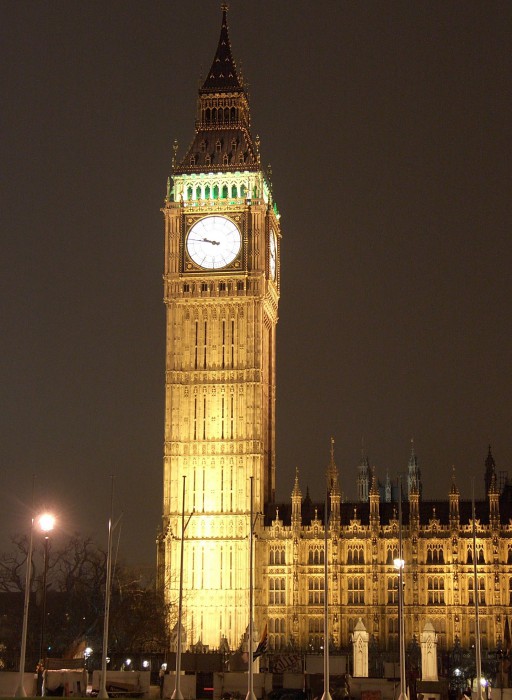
156, 8, 512, 662
157, 8, 280, 649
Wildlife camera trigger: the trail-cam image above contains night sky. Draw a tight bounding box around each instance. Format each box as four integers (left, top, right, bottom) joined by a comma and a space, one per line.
1, 2, 511, 567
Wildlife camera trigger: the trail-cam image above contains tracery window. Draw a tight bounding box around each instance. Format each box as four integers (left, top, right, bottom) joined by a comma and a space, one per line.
347, 545, 365, 564
308, 617, 323, 651
269, 548, 285, 565
468, 577, 485, 605
308, 578, 324, 605
386, 546, 399, 565
426, 544, 445, 564
388, 576, 398, 604
348, 577, 365, 604
427, 576, 445, 604
269, 618, 285, 650
269, 577, 285, 605
308, 548, 325, 565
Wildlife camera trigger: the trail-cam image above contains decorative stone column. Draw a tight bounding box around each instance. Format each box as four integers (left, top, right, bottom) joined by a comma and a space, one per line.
352, 618, 369, 677
421, 621, 438, 681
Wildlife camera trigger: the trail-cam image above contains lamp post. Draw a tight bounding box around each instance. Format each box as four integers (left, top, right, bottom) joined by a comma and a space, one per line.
15, 511, 35, 698
38, 513, 55, 665
394, 481, 406, 700
172, 476, 193, 700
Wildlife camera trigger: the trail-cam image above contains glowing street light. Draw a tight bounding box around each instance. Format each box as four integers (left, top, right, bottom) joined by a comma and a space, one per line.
38, 513, 56, 664
395, 482, 407, 700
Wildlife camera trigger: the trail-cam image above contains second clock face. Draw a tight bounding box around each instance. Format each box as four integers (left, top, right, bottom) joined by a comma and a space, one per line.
269, 229, 277, 280
186, 216, 241, 269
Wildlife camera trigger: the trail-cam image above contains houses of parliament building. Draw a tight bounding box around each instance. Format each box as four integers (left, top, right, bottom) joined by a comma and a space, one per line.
157, 6, 512, 656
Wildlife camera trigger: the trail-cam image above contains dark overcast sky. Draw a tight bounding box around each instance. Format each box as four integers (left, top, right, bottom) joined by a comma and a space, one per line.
1, 1, 511, 567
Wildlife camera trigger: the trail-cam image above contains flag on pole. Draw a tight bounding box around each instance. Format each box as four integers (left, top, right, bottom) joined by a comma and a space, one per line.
253, 623, 268, 660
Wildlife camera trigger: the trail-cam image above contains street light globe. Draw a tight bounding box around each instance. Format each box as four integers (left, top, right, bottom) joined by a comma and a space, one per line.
38, 513, 56, 533
393, 557, 405, 570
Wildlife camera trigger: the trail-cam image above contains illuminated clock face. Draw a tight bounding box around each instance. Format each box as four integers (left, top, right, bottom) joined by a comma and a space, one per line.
269, 229, 277, 280
186, 216, 241, 269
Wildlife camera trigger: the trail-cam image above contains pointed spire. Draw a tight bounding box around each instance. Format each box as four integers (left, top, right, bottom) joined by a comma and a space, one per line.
201, 5, 242, 93
326, 436, 339, 493
407, 437, 422, 498
450, 465, 459, 495
485, 444, 497, 494
292, 467, 302, 499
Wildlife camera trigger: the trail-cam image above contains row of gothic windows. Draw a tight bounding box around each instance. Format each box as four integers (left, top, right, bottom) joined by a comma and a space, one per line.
308, 549, 325, 565
183, 281, 247, 294
185, 183, 248, 200
203, 106, 239, 124
269, 549, 286, 565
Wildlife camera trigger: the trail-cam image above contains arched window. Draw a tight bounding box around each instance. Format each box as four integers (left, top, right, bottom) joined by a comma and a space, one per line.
231, 184, 237, 198
213, 185, 219, 200
222, 184, 228, 198
205, 185, 210, 199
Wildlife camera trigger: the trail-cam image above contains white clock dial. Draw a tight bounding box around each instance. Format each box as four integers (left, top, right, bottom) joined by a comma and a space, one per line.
186, 216, 241, 269
269, 229, 277, 280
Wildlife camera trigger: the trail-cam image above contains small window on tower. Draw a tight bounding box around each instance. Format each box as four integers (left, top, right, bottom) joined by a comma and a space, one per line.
237, 281, 244, 291
205, 154, 211, 166
216, 140, 222, 152
219, 282, 226, 292
190, 155, 196, 166
183, 283, 190, 293
200, 141, 206, 152
201, 283, 208, 292
223, 155, 229, 165
231, 139, 237, 150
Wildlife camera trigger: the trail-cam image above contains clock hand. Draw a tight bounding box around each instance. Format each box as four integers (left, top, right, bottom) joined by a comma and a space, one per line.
188, 237, 220, 245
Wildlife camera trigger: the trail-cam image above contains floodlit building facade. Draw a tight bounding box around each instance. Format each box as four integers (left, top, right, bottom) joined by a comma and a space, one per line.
157, 7, 512, 655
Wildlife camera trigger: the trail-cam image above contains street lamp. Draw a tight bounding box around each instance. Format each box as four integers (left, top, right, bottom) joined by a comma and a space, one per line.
38, 513, 55, 664
395, 479, 406, 700
15, 510, 36, 698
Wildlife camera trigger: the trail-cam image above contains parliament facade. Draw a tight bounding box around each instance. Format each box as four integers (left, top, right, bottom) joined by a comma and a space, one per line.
157, 7, 512, 655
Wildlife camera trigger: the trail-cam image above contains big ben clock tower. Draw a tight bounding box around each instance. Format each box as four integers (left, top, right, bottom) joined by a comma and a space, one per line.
158, 6, 281, 649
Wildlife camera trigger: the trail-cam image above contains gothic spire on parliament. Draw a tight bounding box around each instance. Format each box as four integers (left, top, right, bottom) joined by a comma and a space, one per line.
178, 6, 259, 175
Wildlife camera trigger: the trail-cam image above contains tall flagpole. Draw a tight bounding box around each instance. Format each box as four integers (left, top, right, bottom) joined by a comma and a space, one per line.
472, 480, 483, 700
246, 476, 256, 700
321, 487, 332, 700
98, 476, 115, 699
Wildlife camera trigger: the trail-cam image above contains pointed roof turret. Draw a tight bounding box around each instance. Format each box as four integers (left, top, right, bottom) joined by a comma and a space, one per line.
201, 5, 243, 93
407, 438, 422, 498
484, 444, 496, 494
292, 467, 302, 499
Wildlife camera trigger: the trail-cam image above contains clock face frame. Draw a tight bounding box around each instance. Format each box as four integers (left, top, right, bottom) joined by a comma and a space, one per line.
186, 216, 241, 270
269, 229, 277, 280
